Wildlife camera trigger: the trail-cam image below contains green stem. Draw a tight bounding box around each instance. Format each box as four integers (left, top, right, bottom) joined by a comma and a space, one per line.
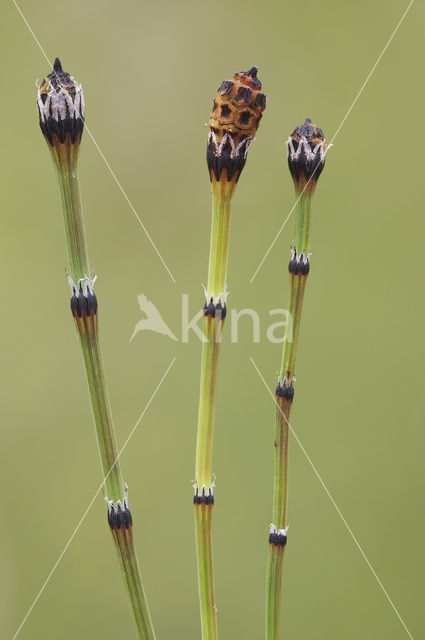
266, 542, 286, 640
195, 315, 222, 489
112, 525, 156, 640
272, 398, 290, 531
266, 191, 312, 640
293, 190, 311, 256
194, 191, 231, 640
207, 196, 232, 298
53, 149, 90, 283
280, 274, 308, 381
280, 191, 311, 380
51, 147, 156, 640
195, 501, 218, 640
78, 329, 123, 501
266, 396, 290, 640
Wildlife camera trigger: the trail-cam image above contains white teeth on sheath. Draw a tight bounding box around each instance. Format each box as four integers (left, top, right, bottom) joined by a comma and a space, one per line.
208, 131, 253, 160
286, 136, 326, 164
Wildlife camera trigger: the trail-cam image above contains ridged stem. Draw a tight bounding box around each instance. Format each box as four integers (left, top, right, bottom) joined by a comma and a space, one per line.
293, 190, 311, 257
206, 196, 232, 299
52, 145, 90, 283
111, 524, 156, 640
77, 326, 123, 501
50, 144, 156, 640
195, 314, 223, 489
266, 532, 286, 640
280, 272, 308, 382
194, 189, 232, 640
266, 190, 312, 640
194, 498, 217, 640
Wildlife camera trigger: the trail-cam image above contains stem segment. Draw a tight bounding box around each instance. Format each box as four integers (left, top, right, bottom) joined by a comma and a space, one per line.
37, 60, 157, 638
196, 196, 230, 487
54, 146, 90, 283
194, 493, 217, 640
109, 502, 156, 640
265, 190, 312, 640
198, 64, 266, 640
51, 146, 156, 640
206, 196, 232, 300
194, 191, 231, 640
266, 117, 326, 637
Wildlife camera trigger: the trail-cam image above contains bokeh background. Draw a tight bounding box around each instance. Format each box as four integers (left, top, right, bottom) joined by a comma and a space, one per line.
1, 0, 424, 638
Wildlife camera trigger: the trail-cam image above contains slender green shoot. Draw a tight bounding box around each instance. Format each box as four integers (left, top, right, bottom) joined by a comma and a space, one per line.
194, 66, 266, 640
37, 57, 156, 640
266, 119, 327, 640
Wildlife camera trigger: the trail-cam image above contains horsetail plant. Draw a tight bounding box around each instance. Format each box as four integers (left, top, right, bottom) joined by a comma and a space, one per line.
37, 58, 156, 640
266, 119, 326, 640
194, 67, 266, 640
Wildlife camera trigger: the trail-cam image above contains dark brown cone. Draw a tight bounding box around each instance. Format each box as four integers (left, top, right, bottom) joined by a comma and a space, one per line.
287, 118, 326, 193
207, 67, 266, 184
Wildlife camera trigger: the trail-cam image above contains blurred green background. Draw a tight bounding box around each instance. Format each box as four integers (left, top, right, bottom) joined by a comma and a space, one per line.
1, 0, 424, 638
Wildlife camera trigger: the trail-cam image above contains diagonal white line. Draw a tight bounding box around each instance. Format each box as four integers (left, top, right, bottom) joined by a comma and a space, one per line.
250, 356, 414, 640
12, 0, 176, 284
248, 153, 329, 284
82, 129, 176, 284
11, 356, 176, 640
329, 0, 415, 143
249, 0, 415, 284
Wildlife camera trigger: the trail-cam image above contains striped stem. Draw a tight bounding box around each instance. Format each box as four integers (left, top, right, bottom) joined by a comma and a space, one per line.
57, 156, 156, 640
37, 58, 157, 640
266, 260, 308, 639
196, 65, 266, 640
266, 115, 326, 640
194, 193, 230, 640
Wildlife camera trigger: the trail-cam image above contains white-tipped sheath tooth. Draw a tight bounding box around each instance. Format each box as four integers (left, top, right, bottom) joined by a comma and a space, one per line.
106, 486, 129, 512
269, 523, 289, 536
203, 288, 229, 308
67, 274, 96, 296
287, 136, 326, 164
193, 479, 215, 496
209, 131, 253, 161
